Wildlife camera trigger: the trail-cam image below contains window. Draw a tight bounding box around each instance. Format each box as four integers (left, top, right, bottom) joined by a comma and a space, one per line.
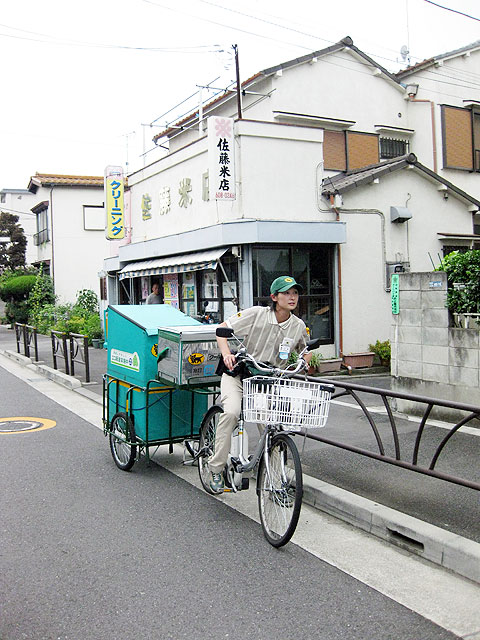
0, 194, 5, 203
441, 105, 480, 171
252, 245, 334, 343
380, 137, 409, 159
324, 130, 379, 171
33, 205, 49, 245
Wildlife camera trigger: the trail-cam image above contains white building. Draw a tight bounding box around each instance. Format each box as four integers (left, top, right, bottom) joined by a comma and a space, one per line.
27, 173, 107, 304
103, 37, 480, 356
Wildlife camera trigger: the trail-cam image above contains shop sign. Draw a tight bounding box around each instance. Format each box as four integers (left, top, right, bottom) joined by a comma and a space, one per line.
160, 186, 171, 215
104, 165, 125, 240
179, 178, 193, 208
142, 193, 152, 220
208, 116, 236, 200
391, 274, 400, 315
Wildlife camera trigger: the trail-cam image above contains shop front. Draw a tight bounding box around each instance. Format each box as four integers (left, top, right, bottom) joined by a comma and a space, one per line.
110, 221, 342, 346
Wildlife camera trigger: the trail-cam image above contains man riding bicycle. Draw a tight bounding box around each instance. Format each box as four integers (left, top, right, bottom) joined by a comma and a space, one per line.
209, 275, 312, 493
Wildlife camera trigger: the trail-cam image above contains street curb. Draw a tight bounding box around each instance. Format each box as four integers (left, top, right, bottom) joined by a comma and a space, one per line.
302, 475, 480, 584
1, 349, 82, 390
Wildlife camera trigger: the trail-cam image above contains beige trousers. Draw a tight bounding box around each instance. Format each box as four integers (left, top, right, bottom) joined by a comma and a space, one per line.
208, 373, 244, 473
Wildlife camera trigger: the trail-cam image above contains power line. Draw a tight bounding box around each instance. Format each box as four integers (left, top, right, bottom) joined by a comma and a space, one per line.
0, 21, 217, 52
423, 0, 480, 22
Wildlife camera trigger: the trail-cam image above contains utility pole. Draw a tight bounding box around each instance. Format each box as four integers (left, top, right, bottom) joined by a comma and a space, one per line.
233, 44, 242, 119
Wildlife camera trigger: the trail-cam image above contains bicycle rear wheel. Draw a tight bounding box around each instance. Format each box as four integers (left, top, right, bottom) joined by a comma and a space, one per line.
257, 433, 303, 547
197, 405, 223, 494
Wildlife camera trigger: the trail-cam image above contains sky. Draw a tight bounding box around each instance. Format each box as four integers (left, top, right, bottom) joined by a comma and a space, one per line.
0, 0, 479, 190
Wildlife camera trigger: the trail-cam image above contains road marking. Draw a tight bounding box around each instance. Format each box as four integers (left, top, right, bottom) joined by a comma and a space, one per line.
0, 416, 56, 434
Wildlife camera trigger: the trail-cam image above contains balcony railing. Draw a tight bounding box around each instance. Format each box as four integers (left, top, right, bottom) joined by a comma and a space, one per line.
33, 228, 49, 245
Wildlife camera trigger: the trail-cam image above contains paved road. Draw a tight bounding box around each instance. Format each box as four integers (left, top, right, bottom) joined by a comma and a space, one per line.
1, 362, 475, 640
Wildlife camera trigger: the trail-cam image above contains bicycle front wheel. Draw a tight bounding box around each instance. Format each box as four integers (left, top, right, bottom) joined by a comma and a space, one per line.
257, 433, 303, 547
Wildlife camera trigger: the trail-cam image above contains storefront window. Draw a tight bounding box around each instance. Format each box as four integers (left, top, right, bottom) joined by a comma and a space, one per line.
252, 245, 334, 343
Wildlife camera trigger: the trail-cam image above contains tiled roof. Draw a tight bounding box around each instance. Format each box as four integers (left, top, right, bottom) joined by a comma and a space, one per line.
29, 173, 104, 188
322, 153, 480, 208
322, 156, 412, 196
396, 40, 480, 79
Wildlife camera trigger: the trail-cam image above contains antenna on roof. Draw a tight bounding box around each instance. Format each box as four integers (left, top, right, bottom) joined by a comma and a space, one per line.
400, 44, 411, 66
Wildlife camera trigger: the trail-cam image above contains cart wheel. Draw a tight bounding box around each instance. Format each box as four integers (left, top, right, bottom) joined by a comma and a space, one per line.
109, 412, 137, 471
198, 405, 223, 494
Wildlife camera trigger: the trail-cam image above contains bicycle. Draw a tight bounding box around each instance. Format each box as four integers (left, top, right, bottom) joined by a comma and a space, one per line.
197, 327, 334, 547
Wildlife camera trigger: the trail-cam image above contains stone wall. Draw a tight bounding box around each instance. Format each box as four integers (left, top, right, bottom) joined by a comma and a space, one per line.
391, 271, 480, 421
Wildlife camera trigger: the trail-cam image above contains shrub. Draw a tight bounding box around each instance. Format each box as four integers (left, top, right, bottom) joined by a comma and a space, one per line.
369, 339, 391, 365
28, 266, 55, 327
436, 250, 480, 314
0, 275, 36, 300
75, 289, 99, 314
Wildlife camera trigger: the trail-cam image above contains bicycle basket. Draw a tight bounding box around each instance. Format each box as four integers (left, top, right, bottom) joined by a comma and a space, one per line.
242, 376, 334, 428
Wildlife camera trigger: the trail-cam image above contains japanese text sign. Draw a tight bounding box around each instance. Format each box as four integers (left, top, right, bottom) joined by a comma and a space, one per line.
391, 274, 399, 315
208, 117, 236, 201
105, 165, 125, 240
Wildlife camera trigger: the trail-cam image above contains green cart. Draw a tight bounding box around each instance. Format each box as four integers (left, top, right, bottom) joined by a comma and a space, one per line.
103, 305, 224, 471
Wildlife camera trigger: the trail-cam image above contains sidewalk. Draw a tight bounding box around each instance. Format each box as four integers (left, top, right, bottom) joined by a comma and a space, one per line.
1, 324, 479, 584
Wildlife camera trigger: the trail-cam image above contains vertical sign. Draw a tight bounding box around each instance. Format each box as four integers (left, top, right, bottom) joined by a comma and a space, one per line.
208, 116, 236, 201
105, 165, 125, 240
391, 274, 400, 315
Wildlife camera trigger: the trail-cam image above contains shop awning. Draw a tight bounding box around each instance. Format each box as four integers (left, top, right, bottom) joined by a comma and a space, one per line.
118, 247, 228, 280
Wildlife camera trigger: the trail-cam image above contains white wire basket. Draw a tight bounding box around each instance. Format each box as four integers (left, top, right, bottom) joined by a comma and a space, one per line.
242, 376, 334, 428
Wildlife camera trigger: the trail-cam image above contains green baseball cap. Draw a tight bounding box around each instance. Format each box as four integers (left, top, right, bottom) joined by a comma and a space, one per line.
270, 276, 303, 294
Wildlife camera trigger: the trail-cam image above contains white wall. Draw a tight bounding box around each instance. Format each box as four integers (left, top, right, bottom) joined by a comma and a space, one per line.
127, 120, 324, 244
333, 169, 475, 352
31, 185, 106, 304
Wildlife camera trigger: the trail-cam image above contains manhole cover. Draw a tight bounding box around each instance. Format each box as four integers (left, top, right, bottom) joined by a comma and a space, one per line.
0, 417, 56, 434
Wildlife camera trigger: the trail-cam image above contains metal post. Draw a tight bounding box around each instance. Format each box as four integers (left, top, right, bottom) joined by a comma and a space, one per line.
84, 336, 90, 383
233, 44, 242, 119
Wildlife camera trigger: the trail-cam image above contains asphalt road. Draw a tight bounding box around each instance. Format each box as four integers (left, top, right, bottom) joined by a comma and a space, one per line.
0, 364, 464, 640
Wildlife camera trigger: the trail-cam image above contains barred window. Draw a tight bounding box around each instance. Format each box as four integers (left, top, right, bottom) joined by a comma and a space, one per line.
380, 137, 409, 159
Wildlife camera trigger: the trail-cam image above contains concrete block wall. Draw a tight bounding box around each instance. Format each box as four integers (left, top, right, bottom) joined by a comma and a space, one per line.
391, 271, 480, 420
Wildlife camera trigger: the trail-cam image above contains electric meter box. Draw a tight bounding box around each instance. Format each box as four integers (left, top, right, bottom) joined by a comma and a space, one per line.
105, 305, 206, 443
157, 325, 237, 388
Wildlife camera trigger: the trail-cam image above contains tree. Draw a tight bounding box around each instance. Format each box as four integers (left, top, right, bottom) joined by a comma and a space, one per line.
0, 211, 27, 272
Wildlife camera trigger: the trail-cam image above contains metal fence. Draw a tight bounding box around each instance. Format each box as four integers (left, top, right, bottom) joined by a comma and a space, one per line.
14, 323, 39, 361
298, 375, 480, 492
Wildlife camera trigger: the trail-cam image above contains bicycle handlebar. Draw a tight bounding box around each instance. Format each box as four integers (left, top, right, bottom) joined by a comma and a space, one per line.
216, 326, 318, 378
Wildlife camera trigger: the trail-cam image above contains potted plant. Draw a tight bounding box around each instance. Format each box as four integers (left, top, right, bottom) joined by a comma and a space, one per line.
342, 351, 375, 369
86, 313, 104, 348
316, 353, 343, 374
368, 339, 391, 367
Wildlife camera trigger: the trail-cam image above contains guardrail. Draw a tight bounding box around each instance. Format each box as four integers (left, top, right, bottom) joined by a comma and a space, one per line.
69, 333, 90, 383
51, 330, 70, 375
297, 375, 480, 492
14, 323, 39, 361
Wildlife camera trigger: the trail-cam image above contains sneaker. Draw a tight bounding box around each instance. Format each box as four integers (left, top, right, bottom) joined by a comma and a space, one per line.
210, 471, 225, 494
